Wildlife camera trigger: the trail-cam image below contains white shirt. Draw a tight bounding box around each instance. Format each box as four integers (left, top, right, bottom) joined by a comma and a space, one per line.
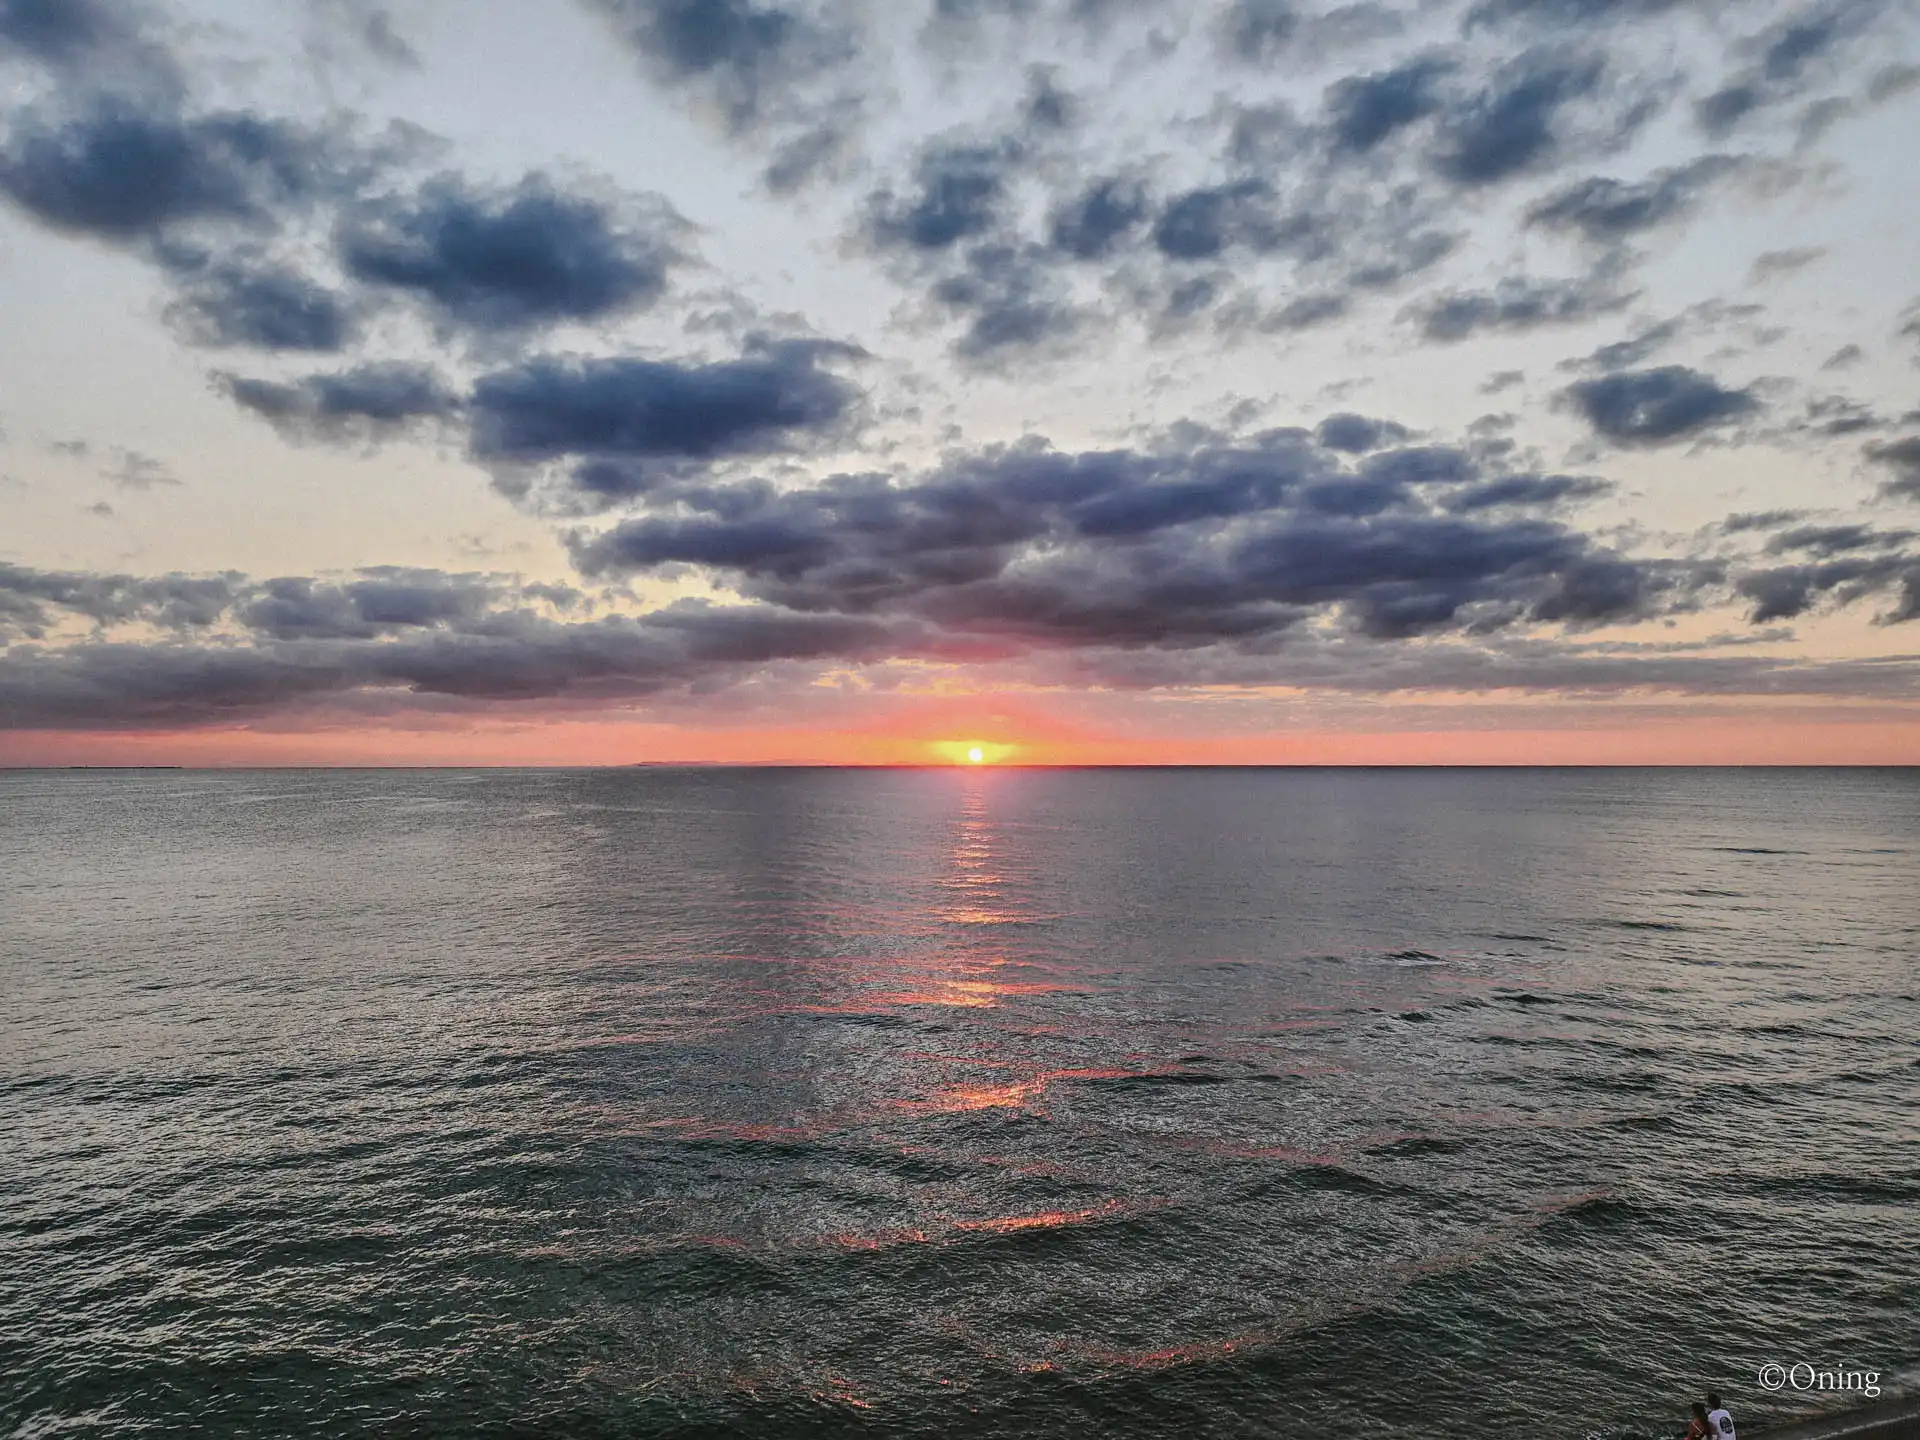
1708, 1408, 1736, 1439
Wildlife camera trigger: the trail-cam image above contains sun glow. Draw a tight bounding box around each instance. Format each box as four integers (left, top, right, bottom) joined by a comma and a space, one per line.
930, 738, 1011, 766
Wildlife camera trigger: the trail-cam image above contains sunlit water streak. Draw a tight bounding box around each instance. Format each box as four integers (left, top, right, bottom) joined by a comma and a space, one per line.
2, 767, 1916, 1438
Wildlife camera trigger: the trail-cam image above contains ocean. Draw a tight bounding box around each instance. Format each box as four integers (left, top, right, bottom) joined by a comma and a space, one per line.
3, 767, 1916, 1438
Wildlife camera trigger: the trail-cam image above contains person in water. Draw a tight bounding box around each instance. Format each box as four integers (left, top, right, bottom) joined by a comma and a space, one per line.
1684, 1401, 1713, 1439
1705, 1392, 1736, 1438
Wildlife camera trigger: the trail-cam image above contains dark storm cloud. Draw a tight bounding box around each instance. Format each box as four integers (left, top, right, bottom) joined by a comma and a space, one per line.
467, 339, 863, 503
336, 174, 687, 336
219, 363, 460, 442
1526, 156, 1739, 242
1562, 365, 1760, 445
1415, 271, 1630, 342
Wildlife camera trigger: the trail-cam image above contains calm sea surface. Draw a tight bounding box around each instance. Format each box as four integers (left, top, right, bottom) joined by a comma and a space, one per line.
3, 767, 1917, 1438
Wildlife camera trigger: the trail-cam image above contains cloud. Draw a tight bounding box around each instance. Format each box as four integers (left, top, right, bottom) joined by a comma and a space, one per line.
1151, 179, 1276, 260
0, 36, 703, 365
1323, 55, 1453, 154
0, 94, 368, 241
0, 83, 436, 361
1442, 472, 1612, 510
239, 568, 511, 640
219, 362, 460, 442
929, 242, 1080, 359
565, 426, 1694, 647
1561, 365, 1760, 445
867, 138, 1017, 252
0, 0, 124, 64
1820, 343, 1863, 371
159, 247, 359, 351
1747, 245, 1826, 284
1429, 51, 1606, 186
1696, 0, 1893, 135
1463, 0, 1684, 29
586, 0, 858, 189
467, 338, 864, 504
1867, 436, 1920, 501
215, 334, 865, 495
1763, 523, 1916, 558
336, 174, 688, 336
1526, 155, 1739, 242
1558, 317, 1680, 373
307, 0, 419, 70
1219, 0, 1297, 63
1736, 547, 1920, 624
104, 447, 179, 490
1314, 413, 1411, 453
1048, 175, 1149, 260
8, 492, 1920, 730
1414, 269, 1631, 341
588, 0, 847, 125
0, 559, 239, 639
0, 581, 913, 728
0, 0, 181, 88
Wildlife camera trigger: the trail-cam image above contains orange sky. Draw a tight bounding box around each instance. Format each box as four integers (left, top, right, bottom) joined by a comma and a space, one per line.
4, 710, 1915, 767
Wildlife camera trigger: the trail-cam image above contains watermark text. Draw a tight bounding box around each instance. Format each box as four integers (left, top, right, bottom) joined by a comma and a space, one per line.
1757, 1362, 1881, 1398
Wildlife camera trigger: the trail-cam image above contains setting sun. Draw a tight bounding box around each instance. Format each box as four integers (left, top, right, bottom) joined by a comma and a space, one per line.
966, 746, 985, 764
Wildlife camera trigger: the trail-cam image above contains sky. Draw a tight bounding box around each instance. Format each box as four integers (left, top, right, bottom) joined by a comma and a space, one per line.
2, 0, 1918, 766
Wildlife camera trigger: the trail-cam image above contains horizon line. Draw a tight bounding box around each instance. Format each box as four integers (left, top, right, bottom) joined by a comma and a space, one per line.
9, 761, 1919, 773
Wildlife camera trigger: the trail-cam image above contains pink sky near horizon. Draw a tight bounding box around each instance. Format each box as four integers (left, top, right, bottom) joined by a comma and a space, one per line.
5, 716, 1916, 767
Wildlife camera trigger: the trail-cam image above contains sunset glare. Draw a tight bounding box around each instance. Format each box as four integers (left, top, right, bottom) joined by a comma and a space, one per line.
967, 747, 986, 766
